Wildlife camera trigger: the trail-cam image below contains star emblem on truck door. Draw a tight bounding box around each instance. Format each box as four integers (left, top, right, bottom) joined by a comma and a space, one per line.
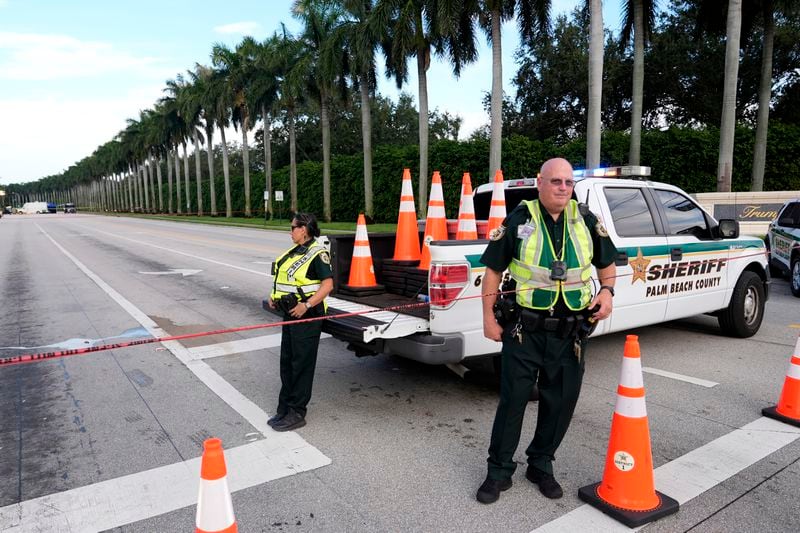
629, 248, 651, 284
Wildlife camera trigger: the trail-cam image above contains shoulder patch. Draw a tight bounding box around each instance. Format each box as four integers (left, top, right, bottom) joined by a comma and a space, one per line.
489, 225, 506, 241
595, 221, 609, 237
319, 251, 331, 264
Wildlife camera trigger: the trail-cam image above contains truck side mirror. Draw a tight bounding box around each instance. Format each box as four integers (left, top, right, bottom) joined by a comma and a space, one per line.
717, 219, 739, 239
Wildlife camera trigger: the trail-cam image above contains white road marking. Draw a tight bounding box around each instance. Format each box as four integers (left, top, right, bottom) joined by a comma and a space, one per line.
187, 332, 330, 360
532, 416, 800, 532
139, 268, 203, 277
642, 366, 719, 388
24, 224, 330, 528
85, 225, 270, 277
0, 437, 328, 532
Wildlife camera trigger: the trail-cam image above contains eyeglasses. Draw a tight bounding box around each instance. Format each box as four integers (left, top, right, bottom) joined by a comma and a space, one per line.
547, 178, 575, 188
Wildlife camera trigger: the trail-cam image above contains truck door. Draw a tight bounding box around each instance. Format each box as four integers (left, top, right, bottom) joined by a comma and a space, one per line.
597, 185, 670, 332
653, 188, 728, 321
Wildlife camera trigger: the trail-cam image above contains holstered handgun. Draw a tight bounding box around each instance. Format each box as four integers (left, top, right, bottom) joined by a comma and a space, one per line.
492, 277, 518, 327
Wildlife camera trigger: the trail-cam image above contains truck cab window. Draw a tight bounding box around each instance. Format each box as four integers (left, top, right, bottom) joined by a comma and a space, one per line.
603, 187, 657, 237
655, 189, 710, 238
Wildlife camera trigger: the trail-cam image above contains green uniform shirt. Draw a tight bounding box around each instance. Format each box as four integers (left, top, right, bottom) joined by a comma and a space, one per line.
480, 202, 618, 316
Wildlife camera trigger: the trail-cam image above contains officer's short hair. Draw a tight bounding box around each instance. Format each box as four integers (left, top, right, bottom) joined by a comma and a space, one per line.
293, 212, 320, 238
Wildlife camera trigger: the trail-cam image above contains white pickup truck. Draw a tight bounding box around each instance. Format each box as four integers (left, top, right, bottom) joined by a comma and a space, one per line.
320, 167, 770, 366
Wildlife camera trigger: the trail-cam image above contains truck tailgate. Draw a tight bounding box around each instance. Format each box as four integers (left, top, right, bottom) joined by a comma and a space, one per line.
325, 296, 430, 343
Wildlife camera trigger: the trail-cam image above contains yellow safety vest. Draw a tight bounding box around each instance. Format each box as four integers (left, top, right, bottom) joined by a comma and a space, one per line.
271, 239, 328, 311
508, 199, 593, 311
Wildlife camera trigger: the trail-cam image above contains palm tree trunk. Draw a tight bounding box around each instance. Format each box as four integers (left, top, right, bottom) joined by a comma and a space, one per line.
321, 93, 331, 222
288, 107, 298, 214
359, 76, 373, 219
751, 0, 774, 192
133, 162, 141, 210
242, 112, 251, 217
489, 8, 503, 178
417, 46, 430, 219
206, 124, 217, 216
586, 0, 604, 169
142, 160, 150, 212
220, 126, 232, 218
167, 151, 174, 214
629, 0, 645, 166
148, 157, 156, 210
182, 140, 191, 213
174, 146, 182, 214
263, 103, 273, 219
156, 155, 164, 212
717, 0, 742, 193
193, 128, 204, 216
127, 167, 134, 212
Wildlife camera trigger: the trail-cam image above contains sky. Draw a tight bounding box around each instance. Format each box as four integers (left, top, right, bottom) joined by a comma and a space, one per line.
0, 1, 623, 186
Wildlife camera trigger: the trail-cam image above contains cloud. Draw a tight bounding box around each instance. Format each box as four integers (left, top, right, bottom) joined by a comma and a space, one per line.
213, 21, 260, 35
0, 32, 160, 81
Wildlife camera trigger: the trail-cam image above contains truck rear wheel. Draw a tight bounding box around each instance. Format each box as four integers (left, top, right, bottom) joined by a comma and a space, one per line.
791, 257, 800, 297
718, 271, 764, 338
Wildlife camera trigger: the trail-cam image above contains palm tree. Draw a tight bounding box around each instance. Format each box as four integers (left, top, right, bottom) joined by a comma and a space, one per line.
247, 37, 281, 219
374, 0, 478, 217
213, 41, 256, 217
292, 0, 347, 222
586, 0, 604, 169
476, 0, 549, 178
190, 64, 220, 215
717, 0, 742, 192
621, 0, 656, 166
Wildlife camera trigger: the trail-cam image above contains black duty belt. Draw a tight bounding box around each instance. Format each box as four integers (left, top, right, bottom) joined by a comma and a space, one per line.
519, 308, 584, 338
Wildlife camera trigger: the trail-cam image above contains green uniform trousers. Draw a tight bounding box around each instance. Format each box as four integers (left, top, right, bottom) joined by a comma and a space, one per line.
487, 327, 586, 480
278, 318, 323, 418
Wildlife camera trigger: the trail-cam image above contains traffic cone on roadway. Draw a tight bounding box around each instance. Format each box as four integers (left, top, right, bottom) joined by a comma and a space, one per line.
419, 171, 448, 270
392, 168, 421, 263
456, 172, 478, 240
578, 335, 679, 528
486, 170, 506, 237
763, 334, 800, 427
196, 438, 238, 533
340, 214, 385, 296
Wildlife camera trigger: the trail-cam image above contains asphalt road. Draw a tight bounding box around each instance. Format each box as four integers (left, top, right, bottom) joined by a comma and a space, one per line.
0, 213, 798, 533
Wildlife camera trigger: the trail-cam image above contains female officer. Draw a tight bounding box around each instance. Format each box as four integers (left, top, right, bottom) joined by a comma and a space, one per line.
267, 213, 333, 431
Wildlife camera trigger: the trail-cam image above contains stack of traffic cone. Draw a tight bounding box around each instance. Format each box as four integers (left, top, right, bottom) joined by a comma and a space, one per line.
419, 171, 448, 270
196, 438, 238, 533
456, 172, 478, 240
578, 335, 679, 528
339, 214, 385, 297
763, 334, 800, 427
485, 170, 506, 237
391, 168, 421, 264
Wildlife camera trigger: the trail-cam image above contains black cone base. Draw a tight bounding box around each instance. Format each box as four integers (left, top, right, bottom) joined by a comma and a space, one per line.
762, 406, 800, 428
578, 482, 679, 528
338, 284, 386, 297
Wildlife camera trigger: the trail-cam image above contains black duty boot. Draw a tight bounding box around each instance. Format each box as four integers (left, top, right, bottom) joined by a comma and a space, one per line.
476, 476, 512, 504
271, 409, 306, 432
267, 412, 285, 427
525, 466, 563, 499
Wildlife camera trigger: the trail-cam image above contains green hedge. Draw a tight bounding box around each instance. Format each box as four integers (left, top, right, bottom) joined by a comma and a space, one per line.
150, 123, 800, 223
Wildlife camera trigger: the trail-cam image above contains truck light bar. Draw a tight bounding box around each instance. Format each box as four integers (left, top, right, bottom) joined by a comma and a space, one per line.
573, 165, 651, 178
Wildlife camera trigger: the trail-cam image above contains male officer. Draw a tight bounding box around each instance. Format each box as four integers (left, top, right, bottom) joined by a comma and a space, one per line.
476, 158, 617, 503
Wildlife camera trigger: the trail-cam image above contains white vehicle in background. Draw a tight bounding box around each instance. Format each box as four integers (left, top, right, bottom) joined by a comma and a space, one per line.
20, 201, 50, 214
766, 198, 800, 297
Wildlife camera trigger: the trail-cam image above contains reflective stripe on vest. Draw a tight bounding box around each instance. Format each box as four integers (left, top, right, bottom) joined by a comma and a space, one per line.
271, 240, 327, 310
508, 199, 593, 310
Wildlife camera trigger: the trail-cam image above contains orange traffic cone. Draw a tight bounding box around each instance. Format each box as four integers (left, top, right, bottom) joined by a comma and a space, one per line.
486, 170, 506, 236
340, 214, 385, 296
392, 168, 421, 263
456, 172, 478, 240
419, 171, 448, 270
763, 334, 800, 427
578, 335, 679, 528
196, 438, 237, 533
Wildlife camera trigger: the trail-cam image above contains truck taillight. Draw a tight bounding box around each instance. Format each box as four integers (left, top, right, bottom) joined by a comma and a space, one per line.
429, 264, 470, 307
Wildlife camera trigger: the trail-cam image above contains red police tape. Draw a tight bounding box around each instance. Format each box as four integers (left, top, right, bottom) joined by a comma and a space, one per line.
0, 249, 770, 369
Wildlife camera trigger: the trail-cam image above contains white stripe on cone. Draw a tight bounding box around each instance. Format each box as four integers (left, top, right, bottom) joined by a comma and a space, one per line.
614, 394, 648, 418
196, 477, 236, 531
619, 356, 645, 388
